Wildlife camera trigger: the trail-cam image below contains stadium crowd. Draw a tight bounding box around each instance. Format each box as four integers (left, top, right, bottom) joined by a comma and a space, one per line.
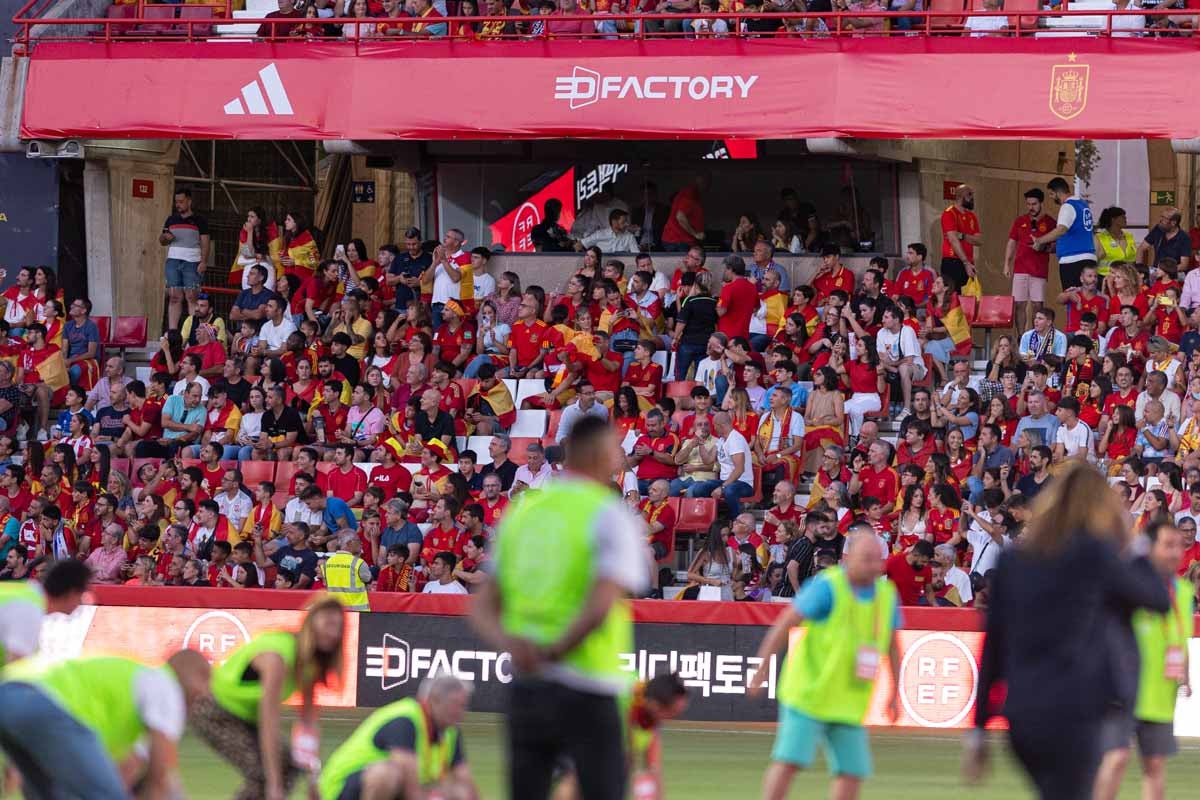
4, 179, 1200, 607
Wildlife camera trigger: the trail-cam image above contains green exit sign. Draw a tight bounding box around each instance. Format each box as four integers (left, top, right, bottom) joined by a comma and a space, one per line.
1151, 190, 1177, 206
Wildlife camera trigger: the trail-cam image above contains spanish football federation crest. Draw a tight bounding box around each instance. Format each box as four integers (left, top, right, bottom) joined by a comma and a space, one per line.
1049, 56, 1089, 121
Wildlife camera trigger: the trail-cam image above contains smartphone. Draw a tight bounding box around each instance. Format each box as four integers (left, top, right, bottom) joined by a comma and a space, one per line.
1161, 296, 1175, 307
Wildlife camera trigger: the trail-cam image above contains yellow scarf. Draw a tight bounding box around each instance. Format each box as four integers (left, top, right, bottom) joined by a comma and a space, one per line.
757, 408, 793, 454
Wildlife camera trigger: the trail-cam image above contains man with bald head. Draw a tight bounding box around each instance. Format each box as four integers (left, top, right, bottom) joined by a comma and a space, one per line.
639, 479, 675, 598
941, 183, 982, 291
686, 411, 755, 518
751, 531, 901, 800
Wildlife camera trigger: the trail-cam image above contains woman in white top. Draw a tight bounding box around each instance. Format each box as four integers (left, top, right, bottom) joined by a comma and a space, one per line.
342, 0, 373, 38
897, 484, 929, 548
464, 300, 512, 379
233, 386, 267, 462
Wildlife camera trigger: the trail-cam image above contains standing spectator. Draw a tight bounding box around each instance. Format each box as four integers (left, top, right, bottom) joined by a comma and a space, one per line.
159, 187, 210, 331
1138, 207, 1192, 273
716, 256, 758, 341
885, 539, 935, 605
1004, 188, 1057, 334
387, 231, 433, 313
1032, 178, 1098, 297
940, 183, 982, 290
876, 306, 926, 419
1095, 206, 1138, 279
633, 182, 671, 250
579, 209, 639, 254
661, 174, 709, 251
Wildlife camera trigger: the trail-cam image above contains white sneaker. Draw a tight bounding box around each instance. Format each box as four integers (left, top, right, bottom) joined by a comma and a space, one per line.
895, 408, 911, 422
35, 430, 48, 443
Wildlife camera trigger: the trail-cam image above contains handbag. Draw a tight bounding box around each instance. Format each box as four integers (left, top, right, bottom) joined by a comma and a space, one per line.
962, 276, 983, 299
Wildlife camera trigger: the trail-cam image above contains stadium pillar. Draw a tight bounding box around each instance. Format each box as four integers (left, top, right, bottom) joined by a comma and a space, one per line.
84, 155, 175, 336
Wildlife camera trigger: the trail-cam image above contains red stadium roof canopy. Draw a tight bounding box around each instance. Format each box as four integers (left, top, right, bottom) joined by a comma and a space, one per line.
17, 36, 1200, 141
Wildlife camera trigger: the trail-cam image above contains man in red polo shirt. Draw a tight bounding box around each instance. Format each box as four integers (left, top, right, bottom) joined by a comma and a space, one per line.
850, 440, 900, 514
431, 300, 474, 373
506, 292, 549, 379
811, 243, 856, 302
760, 479, 804, 546
628, 409, 679, 496
941, 183, 981, 292
583, 331, 623, 403
717, 255, 758, 340
885, 540, 936, 605
1058, 264, 1110, 334
1004, 187, 1057, 334
369, 446, 413, 498
639, 478, 676, 565
326, 443, 367, 507
478, 472, 509, 532
1106, 304, 1151, 373
420, 496, 467, 566
1100, 364, 1138, 437
894, 243, 935, 307
662, 174, 709, 250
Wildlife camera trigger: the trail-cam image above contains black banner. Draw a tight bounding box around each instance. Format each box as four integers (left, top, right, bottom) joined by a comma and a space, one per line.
356, 613, 781, 722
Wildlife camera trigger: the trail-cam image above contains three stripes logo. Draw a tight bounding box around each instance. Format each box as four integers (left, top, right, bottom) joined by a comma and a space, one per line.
222, 63, 294, 117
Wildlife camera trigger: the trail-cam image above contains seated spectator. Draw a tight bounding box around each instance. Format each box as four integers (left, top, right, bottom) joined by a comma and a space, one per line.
885, 540, 935, 605
230, 265, 274, 324
669, 417, 718, 497
423, 551, 468, 594
757, 359, 808, 413
1018, 308, 1068, 372
415, 387, 456, 445
513, 442, 553, 494
1136, 370, 1181, 426
1134, 400, 1174, 464
802, 367, 846, 475
464, 363, 515, 435
686, 411, 755, 518
1053, 396, 1095, 463
506, 292, 549, 379
627, 409, 679, 496
933, 386, 980, 446
964, 0, 1007, 35
554, 381, 608, 444
754, 385, 805, 486
850, 440, 899, 514
480, 434, 518, 492
62, 298, 102, 389
876, 306, 925, 420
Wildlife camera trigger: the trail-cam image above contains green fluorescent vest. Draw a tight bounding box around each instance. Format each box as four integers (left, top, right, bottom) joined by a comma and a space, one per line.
495, 479, 633, 685
319, 697, 458, 800
1134, 577, 1194, 724
777, 567, 898, 725
0, 582, 44, 665
325, 552, 370, 611
11, 656, 155, 762
210, 630, 298, 723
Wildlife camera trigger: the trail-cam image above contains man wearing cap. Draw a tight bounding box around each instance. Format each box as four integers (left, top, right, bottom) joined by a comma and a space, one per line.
432, 300, 474, 374
941, 184, 981, 291
410, 438, 454, 520
1146, 335, 1182, 390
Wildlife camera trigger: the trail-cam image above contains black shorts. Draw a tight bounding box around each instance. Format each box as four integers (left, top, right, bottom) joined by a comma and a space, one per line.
1099, 712, 1177, 759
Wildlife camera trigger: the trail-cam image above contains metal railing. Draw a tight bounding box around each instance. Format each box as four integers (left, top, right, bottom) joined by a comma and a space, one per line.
10, 4, 1200, 46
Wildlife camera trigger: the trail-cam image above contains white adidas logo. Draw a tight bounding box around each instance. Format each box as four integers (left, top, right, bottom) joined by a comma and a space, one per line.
222, 63, 293, 116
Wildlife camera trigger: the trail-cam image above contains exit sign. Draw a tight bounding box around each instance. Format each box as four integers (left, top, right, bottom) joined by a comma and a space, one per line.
1151, 190, 1176, 206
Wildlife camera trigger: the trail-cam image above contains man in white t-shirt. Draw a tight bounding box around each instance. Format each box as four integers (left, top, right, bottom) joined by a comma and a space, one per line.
961, 489, 1007, 577
693, 333, 731, 402
258, 295, 297, 358
0, 650, 209, 800
1053, 396, 1094, 462
470, 246, 497, 300
934, 543, 973, 604
422, 551, 468, 595
876, 306, 926, 419
430, 228, 469, 328
686, 411, 756, 518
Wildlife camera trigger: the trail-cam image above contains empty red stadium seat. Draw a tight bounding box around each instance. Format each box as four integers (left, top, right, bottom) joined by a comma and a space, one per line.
664, 381, 698, 400
926, 0, 965, 28
239, 460, 275, 487
975, 295, 1015, 352
273, 461, 299, 491
507, 437, 539, 465
864, 384, 890, 420
676, 497, 717, 533
109, 316, 148, 355
109, 456, 131, 478
177, 4, 213, 34
958, 295, 978, 323
93, 316, 111, 345
135, 4, 178, 34
546, 409, 564, 440
914, 354, 934, 389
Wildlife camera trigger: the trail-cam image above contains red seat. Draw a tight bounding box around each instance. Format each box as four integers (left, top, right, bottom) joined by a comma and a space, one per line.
272, 491, 290, 510
958, 295, 978, 323
314, 462, 335, 481
455, 378, 478, 399
180, 458, 201, 472
177, 4, 214, 34
864, 385, 890, 420
914, 354, 934, 389
273, 461, 299, 492
664, 381, 698, 399
106, 3, 137, 16
135, 4, 178, 34
744, 465, 763, 507
975, 295, 1015, 353
239, 460, 275, 487
507, 437, 539, 466
1003, 0, 1039, 30
92, 316, 111, 346
109, 316, 148, 354
676, 497, 717, 533
546, 409, 564, 440
108, 456, 131, 478
926, 0, 965, 28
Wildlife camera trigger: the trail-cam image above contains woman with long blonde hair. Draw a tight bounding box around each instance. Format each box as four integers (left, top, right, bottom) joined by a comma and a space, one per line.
1105, 261, 1149, 320
191, 595, 346, 800
966, 462, 1170, 800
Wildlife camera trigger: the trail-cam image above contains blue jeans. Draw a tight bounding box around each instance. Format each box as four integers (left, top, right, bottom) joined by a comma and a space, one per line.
966, 475, 984, 505
610, 329, 639, 373
675, 342, 706, 382
431, 302, 445, 330
0, 682, 128, 799
686, 479, 755, 517
924, 336, 957, 366
749, 333, 772, 353
714, 374, 730, 406
669, 476, 704, 496
464, 354, 498, 378
164, 257, 201, 290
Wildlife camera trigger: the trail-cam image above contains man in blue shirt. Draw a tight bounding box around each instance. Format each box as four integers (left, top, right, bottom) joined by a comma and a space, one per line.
229, 264, 274, 323
386, 231, 433, 312
301, 485, 358, 542
757, 360, 809, 412
1138, 207, 1192, 273
62, 298, 102, 386
1032, 177, 1096, 299
380, 498, 423, 566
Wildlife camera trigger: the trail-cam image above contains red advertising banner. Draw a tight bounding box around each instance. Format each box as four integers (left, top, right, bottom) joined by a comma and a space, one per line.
41, 605, 360, 708
19, 38, 1200, 141
488, 169, 576, 253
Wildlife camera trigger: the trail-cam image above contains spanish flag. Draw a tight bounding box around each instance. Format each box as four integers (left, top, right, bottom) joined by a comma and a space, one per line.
229, 221, 283, 288
551, 331, 600, 390
283, 229, 321, 282
943, 293, 973, 352
467, 380, 517, 432
761, 289, 789, 337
